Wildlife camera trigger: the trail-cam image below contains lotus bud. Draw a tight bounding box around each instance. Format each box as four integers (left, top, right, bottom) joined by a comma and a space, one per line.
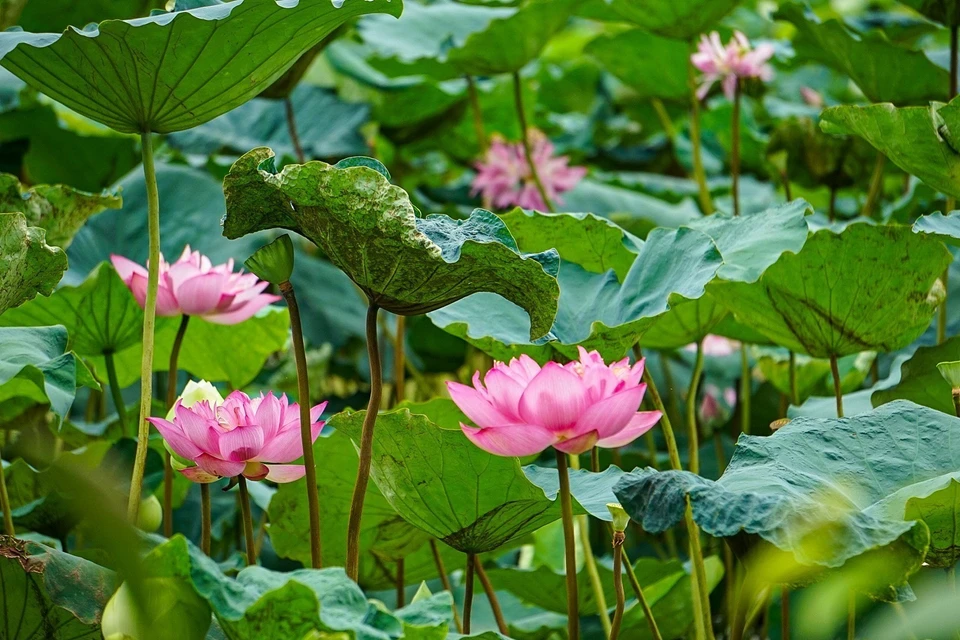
938, 361, 960, 394
164, 379, 224, 420
136, 495, 162, 532
607, 503, 630, 533
244, 234, 294, 286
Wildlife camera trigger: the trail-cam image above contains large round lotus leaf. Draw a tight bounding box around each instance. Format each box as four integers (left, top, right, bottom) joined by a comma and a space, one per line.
613, 401, 959, 600
708, 223, 950, 358
0, 212, 66, 315
0, 0, 402, 134
820, 99, 960, 200
222, 147, 560, 338
775, 3, 949, 105
601, 0, 739, 40
0, 536, 117, 639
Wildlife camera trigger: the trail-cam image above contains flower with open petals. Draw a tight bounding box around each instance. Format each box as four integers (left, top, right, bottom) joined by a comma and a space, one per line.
111, 246, 280, 324
147, 389, 326, 483
471, 132, 586, 211
447, 347, 661, 457
691, 31, 774, 100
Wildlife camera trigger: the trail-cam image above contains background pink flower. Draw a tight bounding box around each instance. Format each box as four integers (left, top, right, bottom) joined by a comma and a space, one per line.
148, 390, 326, 483
685, 335, 741, 357
447, 348, 661, 457
471, 133, 586, 211
691, 31, 774, 100
111, 246, 280, 324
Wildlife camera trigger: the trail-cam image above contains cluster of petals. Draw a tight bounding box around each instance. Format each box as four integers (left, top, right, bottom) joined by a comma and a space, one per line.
447, 347, 661, 457
111, 246, 280, 324
148, 387, 326, 483
691, 31, 774, 100
471, 132, 586, 211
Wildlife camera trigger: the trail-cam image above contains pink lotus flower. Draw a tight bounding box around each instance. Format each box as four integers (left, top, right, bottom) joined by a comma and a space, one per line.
800, 86, 824, 108
471, 132, 586, 211
698, 383, 737, 427
691, 31, 774, 100
685, 335, 741, 357
111, 247, 280, 324
447, 348, 661, 457
147, 390, 327, 483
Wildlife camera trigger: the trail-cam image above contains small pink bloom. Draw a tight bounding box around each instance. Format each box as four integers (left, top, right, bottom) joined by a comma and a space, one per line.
698, 383, 737, 427
800, 86, 824, 108
471, 132, 586, 211
691, 31, 774, 100
111, 246, 280, 324
447, 347, 661, 457
685, 335, 741, 357
147, 390, 327, 483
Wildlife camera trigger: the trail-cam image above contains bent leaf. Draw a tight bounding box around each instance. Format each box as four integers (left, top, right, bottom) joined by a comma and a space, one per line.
222, 147, 559, 338
0, 213, 67, 315
0, 0, 402, 134
613, 401, 960, 600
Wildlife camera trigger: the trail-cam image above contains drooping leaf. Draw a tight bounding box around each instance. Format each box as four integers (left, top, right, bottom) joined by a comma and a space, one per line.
599, 0, 739, 40
0, 212, 67, 315
775, 3, 949, 105
0, 535, 116, 639
584, 29, 690, 102
872, 335, 960, 415
708, 223, 950, 358
614, 401, 960, 600
0, 325, 97, 424
222, 147, 560, 338
0, 0, 403, 134
167, 84, 369, 161
820, 99, 960, 200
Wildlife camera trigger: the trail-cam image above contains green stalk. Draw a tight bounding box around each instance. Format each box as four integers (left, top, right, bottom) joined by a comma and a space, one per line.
237, 475, 257, 566
393, 315, 406, 406
610, 531, 626, 640
621, 548, 663, 640
569, 454, 611, 636
731, 80, 741, 217
847, 592, 856, 640
781, 586, 791, 640
828, 186, 838, 222
0, 457, 13, 535
512, 71, 554, 212
860, 154, 886, 218
474, 556, 509, 635
788, 351, 798, 407
740, 346, 751, 434
556, 449, 581, 640
463, 552, 476, 634
284, 97, 307, 164
830, 354, 844, 418
688, 56, 714, 214
396, 558, 405, 607
430, 539, 463, 632
104, 350, 129, 436
651, 98, 677, 144
280, 282, 322, 568
687, 340, 704, 474
127, 131, 161, 524
946, 28, 958, 346
164, 314, 190, 539
346, 304, 383, 581
466, 75, 488, 154
200, 483, 211, 555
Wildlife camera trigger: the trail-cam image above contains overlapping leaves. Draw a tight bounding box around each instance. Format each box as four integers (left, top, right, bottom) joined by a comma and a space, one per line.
0, 213, 67, 316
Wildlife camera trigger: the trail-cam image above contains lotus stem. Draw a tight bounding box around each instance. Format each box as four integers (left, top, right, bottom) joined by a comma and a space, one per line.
847, 591, 856, 640
393, 315, 406, 406
740, 345, 751, 434
651, 98, 677, 144
788, 351, 798, 407
466, 75, 488, 154
474, 556, 509, 635
892, 602, 918, 640
828, 186, 838, 222
861, 154, 886, 218
512, 71, 554, 212
940, 262, 950, 346
610, 530, 626, 640
830, 354, 844, 418
659, 352, 683, 429
569, 453, 611, 636
127, 131, 161, 524
621, 547, 663, 640
280, 281, 322, 568
0, 458, 13, 536
781, 586, 790, 640
731, 79, 741, 217
346, 303, 383, 581
556, 449, 581, 640
463, 552, 476, 634
645, 432, 660, 470
687, 340, 704, 474
688, 55, 714, 214
713, 431, 727, 475
237, 475, 256, 566
396, 558, 405, 607
591, 446, 600, 473
430, 539, 463, 632
104, 351, 128, 436
944, 22, 958, 350
163, 314, 190, 538
200, 483, 211, 555
284, 96, 306, 164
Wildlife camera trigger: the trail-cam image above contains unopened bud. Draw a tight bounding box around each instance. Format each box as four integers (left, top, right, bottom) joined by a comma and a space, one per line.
607, 503, 630, 533
245, 234, 294, 285
938, 361, 960, 397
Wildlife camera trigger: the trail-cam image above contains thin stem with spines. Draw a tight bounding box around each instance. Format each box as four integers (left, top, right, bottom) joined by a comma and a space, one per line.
688, 53, 714, 214
346, 304, 382, 580
610, 531, 626, 640
474, 556, 509, 635
687, 340, 704, 474
463, 552, 476, 634
568, 453, 611, 636
556, 449, 580, 640
285, 96, 306, 164
164, 314, 190, 539
238, 475, 257, 566
281, 282, 322, 568
200, 483, 211, 555
830, 354, 844, 418
621, 547, 663, 640
512, 71, 554, 212
731, 80, 742, 216
104, 351, 128, 436
393, 315, 406, 406
429, 539, 463, 632
127, 131, 162, 524
740, 345, 751, 434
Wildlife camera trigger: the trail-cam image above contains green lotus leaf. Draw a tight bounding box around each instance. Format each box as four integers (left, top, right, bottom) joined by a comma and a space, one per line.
914, 210, 960, 245
820, 99, 960, 200
0, 325, 97, 425
222, 147, 559, 337
0, 262, 289, 389
766, 116, 876, 191
269, 428, 457, 591
601, 0, 739, 40
329, 399, 623, 554
872, 335, 960, 415
614, 401, 956, 600
756, 348, 875, 405
0, 212, 67, 315
708, 223, 950, 358
904, 479, 960, 567
775, 3, 949, 104
15, 0, 164, 32
584, 29, 690, 102
897, 0, 960, 27
167, 85, 369, 161
486, 556, 723, 639
0, 0, 402, 134
0, 535, 116, 639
